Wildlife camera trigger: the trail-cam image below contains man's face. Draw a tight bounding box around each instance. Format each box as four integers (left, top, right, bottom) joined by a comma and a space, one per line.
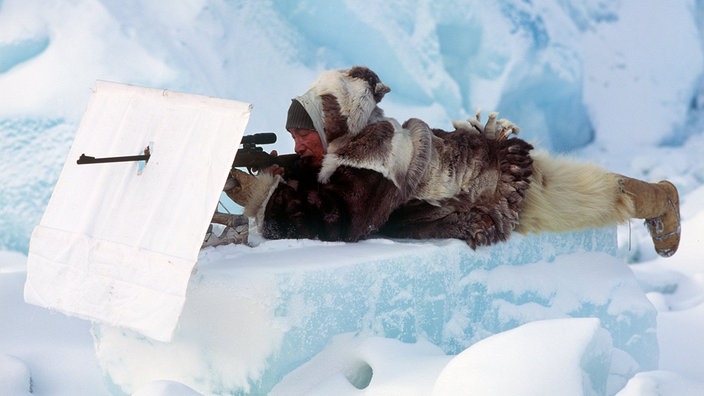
289, 128, 325, 168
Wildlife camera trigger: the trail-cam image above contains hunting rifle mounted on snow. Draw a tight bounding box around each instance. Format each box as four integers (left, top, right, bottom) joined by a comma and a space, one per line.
232, 132, 298, 174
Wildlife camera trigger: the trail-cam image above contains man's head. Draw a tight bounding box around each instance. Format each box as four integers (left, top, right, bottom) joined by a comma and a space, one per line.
284, 66, 392, 168
286, 99, 325, 168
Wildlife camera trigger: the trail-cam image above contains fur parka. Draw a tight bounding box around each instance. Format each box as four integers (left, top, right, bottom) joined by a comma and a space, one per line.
244, 66, 534, 248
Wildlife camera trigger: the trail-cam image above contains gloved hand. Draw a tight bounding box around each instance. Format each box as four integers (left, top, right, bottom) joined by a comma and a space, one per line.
224, 167, 284, 218
224, 169, 257, 207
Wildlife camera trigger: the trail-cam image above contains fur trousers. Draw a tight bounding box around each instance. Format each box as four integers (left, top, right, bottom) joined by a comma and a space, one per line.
516, 152, 635, 234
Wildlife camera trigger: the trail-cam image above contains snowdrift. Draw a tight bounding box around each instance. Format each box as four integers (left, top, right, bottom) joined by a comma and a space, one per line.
93, 227, 656, 395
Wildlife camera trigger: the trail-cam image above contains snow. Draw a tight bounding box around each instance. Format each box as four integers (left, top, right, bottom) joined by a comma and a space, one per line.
2, 0, 704, 395
431, 318, 612, 396
91, 230, 656, 395
269, 333, 451, 396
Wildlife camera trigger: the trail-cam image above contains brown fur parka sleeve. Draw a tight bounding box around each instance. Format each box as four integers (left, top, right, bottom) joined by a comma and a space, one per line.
261, 165, 404, 242
379, 134, 534, 249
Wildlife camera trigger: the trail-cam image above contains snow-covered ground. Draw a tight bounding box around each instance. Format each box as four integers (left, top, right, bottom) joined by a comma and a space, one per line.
2, 0, 704, 394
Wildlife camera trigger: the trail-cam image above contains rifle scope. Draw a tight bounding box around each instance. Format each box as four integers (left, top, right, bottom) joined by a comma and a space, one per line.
241, 132, 277, 145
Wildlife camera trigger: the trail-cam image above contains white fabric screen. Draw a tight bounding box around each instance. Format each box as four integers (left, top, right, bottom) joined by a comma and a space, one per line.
25, 81, 250, 341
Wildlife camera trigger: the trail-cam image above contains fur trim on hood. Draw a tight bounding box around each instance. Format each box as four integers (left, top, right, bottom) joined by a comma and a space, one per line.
294, 66, 391, 150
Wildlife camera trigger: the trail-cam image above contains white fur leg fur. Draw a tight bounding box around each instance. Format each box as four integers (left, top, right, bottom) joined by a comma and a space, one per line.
243, 172, 283, 228
516, 152, 635, 234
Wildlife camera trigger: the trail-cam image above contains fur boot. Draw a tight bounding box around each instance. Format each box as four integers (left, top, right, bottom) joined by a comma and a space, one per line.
516, 153, 681, 257
617, 177, 681, 257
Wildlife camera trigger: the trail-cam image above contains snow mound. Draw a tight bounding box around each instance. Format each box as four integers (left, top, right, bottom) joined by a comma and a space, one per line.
0, 354, 32, 396
132, 380, 202, 396
617, 370, 704, 396
270, 333, 451, 396
432, 318, 612, 396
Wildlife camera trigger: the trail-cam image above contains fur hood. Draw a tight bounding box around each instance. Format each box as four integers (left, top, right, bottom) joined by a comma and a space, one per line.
295, 66, 433, 200
295, 66, 392, 149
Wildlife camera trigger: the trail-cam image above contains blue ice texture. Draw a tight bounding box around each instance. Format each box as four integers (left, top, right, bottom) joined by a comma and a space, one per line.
0, 36, 49, 73
93, 228, 657, 395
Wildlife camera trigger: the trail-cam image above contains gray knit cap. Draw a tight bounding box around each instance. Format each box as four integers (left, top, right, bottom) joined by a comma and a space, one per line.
285, 99, 315, 131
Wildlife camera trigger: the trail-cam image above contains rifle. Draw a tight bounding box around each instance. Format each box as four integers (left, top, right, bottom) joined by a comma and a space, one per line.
209, 133, 298, 246
232, 132, 299, 174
